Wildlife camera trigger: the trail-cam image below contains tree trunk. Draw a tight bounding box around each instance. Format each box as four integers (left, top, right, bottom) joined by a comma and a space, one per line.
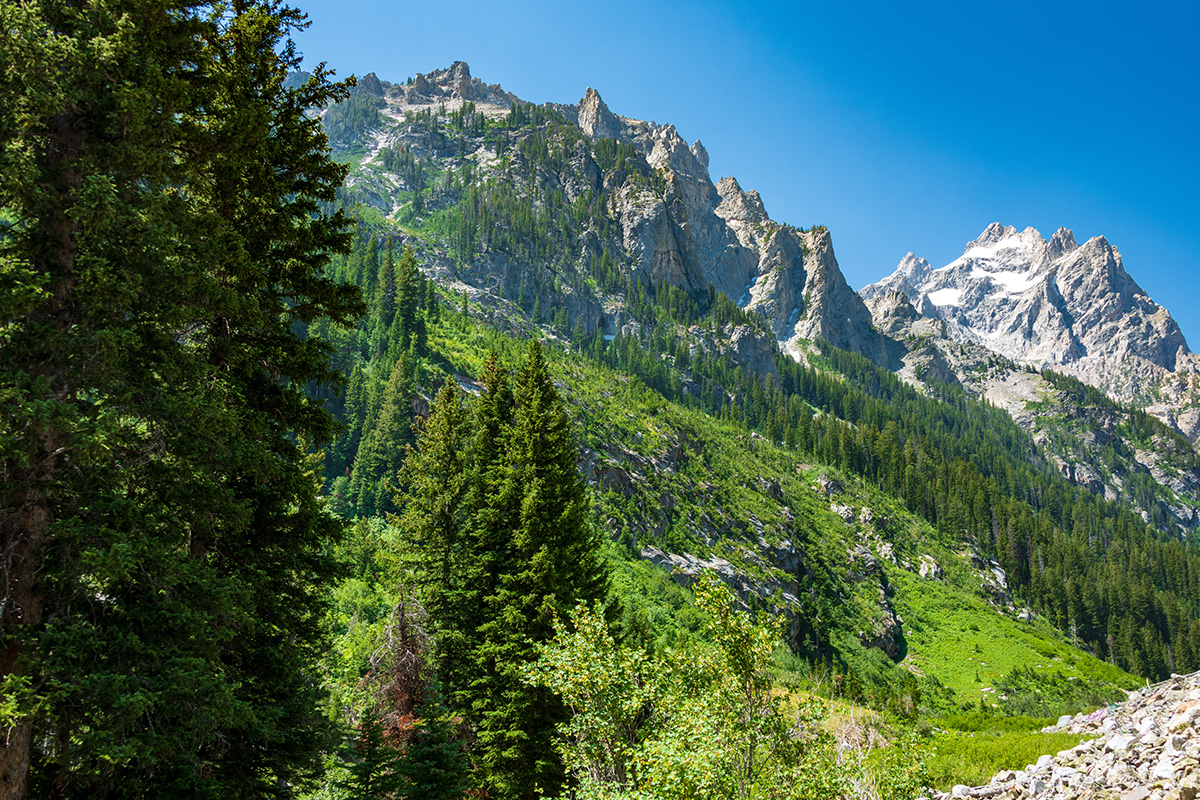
1, 516, 47, 800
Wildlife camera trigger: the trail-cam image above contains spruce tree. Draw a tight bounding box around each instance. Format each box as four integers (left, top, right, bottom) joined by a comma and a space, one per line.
335, 712, 410, 800
400, 380, 475, 708
0, 2, 362, 795
353, 352, 415, 515
472, 340, 608, 799
395, 344, 607, 798
395, 681, 472, 800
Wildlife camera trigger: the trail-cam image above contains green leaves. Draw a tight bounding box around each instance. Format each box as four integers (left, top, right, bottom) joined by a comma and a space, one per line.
528, 575, 828, 800
0, 0, 363, 794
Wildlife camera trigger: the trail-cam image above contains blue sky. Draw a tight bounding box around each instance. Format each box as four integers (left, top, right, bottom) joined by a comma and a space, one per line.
293, 0, 1200, 345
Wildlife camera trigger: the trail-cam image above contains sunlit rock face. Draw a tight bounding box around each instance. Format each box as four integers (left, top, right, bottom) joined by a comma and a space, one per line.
862, 223, 1197, 405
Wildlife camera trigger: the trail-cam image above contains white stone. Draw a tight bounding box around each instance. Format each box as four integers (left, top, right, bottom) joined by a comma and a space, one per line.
1153, 756, 1178, 781
1107, 735, 1132, 753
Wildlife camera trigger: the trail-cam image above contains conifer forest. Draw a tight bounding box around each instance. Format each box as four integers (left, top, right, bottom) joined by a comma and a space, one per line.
3, 3, 1200, 800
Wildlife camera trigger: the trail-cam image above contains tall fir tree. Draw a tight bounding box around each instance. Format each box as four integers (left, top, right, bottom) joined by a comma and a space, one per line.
471, 341, 608, 799
353, 351, 415, 515
394, 680, 472, 800
399, 380, 475, 709
395, 344, 607, 798
0, 1, 363, 795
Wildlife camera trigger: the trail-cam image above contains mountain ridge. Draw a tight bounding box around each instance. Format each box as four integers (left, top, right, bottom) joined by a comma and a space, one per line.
318, 59, 1200, 529
862, 223, 1199, 413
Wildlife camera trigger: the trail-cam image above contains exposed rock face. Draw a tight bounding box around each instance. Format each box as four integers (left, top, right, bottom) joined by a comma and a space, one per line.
933, 670, 1200, 800
334, 62, 896, 371
394, 60, 520, 112
600, 120, 887, 365
862, 223, 1199, 406
577, 87, 623, 140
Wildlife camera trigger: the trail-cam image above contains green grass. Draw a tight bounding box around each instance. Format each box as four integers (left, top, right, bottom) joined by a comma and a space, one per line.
924, 728, 1095, 790
890, 566, 1135, 710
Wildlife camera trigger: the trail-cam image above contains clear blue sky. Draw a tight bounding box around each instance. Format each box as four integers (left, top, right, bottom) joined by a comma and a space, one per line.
293, 0, 1200, 346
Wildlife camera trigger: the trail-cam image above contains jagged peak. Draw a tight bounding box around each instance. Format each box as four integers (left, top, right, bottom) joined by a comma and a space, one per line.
577, 87, 622, 140
690, 139, 709, 171
580, 86, 608, 111
968, 222, 1018, 250
714, 175, 768, 223
715, 176, 743, 196
896, 252, 932, 280
1048, 227, 1078, 259
357, 72, 384, 96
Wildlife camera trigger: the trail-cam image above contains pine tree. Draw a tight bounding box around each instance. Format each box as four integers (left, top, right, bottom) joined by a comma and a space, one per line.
395, 344, 607, 798
0, 3, 363, 794
392, 246, 422, 352
336, 712, 410, 800
400, 380, 475, 707
395, 681, 472, 800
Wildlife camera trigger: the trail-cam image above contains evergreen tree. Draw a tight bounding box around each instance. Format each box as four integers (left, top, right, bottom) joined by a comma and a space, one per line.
0, 1, 363, 796
392, 246, 422, 352
335, 712, 410, 800
395, 681, 472, 800
472, 340, 608, 798
353, 352, 415, 515
395, 344, 607, 798
399, 380, 475, 708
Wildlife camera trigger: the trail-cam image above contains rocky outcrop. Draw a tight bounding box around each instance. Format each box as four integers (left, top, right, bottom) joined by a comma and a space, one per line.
577, 87, 623, 140
396, 61, 520, 111
749, 228, 888, 364
932, 670, 1200, 800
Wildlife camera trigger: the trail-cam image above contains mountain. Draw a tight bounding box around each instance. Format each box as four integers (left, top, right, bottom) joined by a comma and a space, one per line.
306, 61, 1200, 704
862, 224, 1200, 433
861, 225, 1200, 531
322, 60, 887, 367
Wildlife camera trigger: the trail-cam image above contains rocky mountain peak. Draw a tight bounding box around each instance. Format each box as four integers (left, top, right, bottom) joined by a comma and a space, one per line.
356, 72, 384, 96
1047, 226, 1078, 260
402, 61, 517, 107
577, 87, 623, 140
714, 176, 768, 223
649, 124, 708, 181
969, 221, 1018, 250
690, 139, 709, 171
858, 251, 930, 305
897, 252, 932, 276
862, 222, 1197, 411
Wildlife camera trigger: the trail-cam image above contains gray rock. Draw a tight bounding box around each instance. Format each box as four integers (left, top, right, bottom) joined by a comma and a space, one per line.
861, 223, 1200, 442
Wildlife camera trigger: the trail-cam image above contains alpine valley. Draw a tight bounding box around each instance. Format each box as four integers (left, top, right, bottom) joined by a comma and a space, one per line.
301, 61, 1200, 796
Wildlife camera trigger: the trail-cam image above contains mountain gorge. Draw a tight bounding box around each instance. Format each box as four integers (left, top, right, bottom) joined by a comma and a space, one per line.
307, 60, 1200, 702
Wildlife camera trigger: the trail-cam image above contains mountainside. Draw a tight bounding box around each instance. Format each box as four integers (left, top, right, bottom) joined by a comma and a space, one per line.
862, 224, 1200, 437
306, 60, 1200, 701
317, 60, 887, 366
861, 226, 1200, 532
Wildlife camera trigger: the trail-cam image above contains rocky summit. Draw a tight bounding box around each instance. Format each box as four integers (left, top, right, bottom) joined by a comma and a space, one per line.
932, 671, 1200, 800
327, 61, 889, 369
862, 223, 1200, 419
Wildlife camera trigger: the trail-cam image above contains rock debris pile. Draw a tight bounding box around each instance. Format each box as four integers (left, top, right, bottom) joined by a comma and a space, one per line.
932, 670, 1200, 800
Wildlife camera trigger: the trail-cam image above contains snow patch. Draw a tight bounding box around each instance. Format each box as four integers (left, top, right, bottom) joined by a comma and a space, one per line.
926, 288, 963, 307
971, 267, 1039, 295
